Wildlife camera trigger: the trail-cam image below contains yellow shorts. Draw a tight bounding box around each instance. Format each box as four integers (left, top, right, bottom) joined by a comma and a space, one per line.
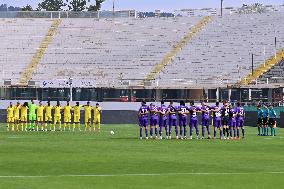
14, 117, 20, 122
64, 115, 71, 123
45, 115, 52, 122
7, 117, 14, 123
85, 116, 91, 124
74, 115, 80, 123
54, 115, 61, 123
37, 116, 44, 122
94, 117, 101, 124
21, 116, 27, 122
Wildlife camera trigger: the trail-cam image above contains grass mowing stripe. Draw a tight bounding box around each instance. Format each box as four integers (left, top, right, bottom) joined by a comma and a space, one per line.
1, 172, 284, 178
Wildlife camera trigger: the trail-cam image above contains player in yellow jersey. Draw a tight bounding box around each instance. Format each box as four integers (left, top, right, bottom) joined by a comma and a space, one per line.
84, 102, 92, 131
64, 101, 72, 131
53, 101, 62, 131
7, 102, 14, 131
45, 101, 53, 131
20, 102, 29, 131
37, 101, 45, 131
73, 102, 82, 131
13, 102, 21, 131
93, 103, 102, 132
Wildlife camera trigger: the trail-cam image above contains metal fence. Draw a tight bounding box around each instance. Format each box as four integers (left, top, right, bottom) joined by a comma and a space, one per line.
0, 10, 137, 19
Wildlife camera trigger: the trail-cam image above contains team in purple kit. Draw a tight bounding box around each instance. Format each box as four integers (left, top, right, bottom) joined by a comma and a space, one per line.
200, 102, 211, 139
138, 100, 246, 140
177, 101, 188, 139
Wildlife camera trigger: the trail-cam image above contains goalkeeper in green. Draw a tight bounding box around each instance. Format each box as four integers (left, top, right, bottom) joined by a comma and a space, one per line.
28, 100, 37, 131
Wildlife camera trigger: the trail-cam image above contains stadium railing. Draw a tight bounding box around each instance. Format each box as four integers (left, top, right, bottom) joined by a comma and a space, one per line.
0, 10, 137, 19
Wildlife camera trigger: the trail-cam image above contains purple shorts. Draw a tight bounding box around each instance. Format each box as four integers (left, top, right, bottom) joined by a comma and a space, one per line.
150, 118, 159, 126
230, 119, 236, 127
190, 119, 198, 127
140, 118, 148, 127
159, 119, 167, 127
202, 118, 210, 127
179, 117, 187, 127
237, 118, 244, 128
214, 119, 222, 128
169, 119, 177, 127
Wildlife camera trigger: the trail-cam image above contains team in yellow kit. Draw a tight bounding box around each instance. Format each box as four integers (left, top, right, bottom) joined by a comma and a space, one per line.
45, 101, 53, 131
64, 101, 72, 131
6, 102, 14, 131
5, 101, 102, 132
20, 102, 29, 131
37, 101, 45, 131
84, 102, 92, 131
93, 103, 102, 132
73, 102, 82, 131
53, 101, 63, 131
13, 102, 21, 131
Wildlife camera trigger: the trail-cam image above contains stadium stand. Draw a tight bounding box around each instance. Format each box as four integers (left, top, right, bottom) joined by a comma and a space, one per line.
19, 19, 62, 85
32, 17, 202, 88
157, 12, 284, 88
0, 18, 53, 84
1, 12, 284, 89
258, 59, 284, 84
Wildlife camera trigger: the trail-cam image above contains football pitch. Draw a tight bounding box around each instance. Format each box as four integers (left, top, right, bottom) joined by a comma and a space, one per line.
0, 124, 284, 189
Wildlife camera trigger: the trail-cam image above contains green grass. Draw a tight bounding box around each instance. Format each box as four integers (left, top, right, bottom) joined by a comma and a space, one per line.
0, 124, 284, 188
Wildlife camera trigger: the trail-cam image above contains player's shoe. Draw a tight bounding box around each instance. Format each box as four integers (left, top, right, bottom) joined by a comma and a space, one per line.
169, 136, 172, 140
155, 136, 158, 139
176, 136, 179, 139
150, 136, 153, 139
160, 136, 163, 140
189, 136, 193, 140
140, 137, 142, 140
184, 136, 187, 139
180, 137, 183, 140
146, 137, 148, 140
196, 135, 199, 139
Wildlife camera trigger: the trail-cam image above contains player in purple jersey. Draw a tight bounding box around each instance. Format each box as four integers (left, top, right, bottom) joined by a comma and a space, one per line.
138, 100, 149, 140
200, 101, 211, 139
178, 101, 189, 139
149, 103, 159, 139
168, 100, 178, 139
236, 102, 245, 139
222, 101, 230, 139
211, 102, 223, 139
188, 101, 200, 139
159, 100, 169, 139
229, 104, 237, 139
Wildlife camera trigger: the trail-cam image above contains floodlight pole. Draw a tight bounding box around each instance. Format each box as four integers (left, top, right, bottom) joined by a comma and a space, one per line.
221, 0, 224, 17
274, 36, 277, 59
69, 77, 73, 101
112, 0, 115, 19
251, 53, 254, 76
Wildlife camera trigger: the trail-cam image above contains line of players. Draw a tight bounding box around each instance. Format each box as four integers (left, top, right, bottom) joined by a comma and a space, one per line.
257, 104, 277, 136
6, 100, 102, 132
138, 100, 246, 140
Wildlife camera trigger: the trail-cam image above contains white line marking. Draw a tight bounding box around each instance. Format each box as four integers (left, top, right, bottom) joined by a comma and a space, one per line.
1, 172, 284, 178
7, 136, 23, 139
